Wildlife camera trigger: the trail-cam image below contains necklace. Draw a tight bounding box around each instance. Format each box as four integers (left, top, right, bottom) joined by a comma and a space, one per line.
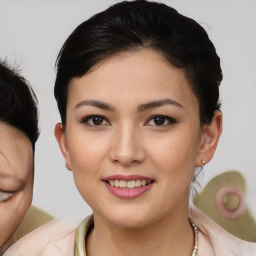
75, 216, 199, 256
191, 221, 198, 256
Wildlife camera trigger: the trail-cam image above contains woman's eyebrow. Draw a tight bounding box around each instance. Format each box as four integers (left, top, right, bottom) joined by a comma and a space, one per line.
75, 100, 115, 111
74, 98, 183, 112
138, 98, 184, 112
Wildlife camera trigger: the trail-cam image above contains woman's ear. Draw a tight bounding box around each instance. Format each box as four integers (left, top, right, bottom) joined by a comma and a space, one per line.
196, 111, 222, 166
55, 123, 72, 171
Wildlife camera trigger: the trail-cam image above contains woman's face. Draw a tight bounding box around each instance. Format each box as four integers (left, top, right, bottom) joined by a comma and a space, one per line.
0, 122, 33, 246
56, 49, 220, 228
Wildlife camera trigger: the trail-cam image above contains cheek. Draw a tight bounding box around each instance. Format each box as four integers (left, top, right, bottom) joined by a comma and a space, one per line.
67, 129, 110, 170
0, 144, 33, 246
68, 135, 108, 196
0, 203, 16, 246
149, 130, 200, 177
69, 138, 106, 172
0, 188, 32, 246
16, 155, 34, 217
14, 148, 34, 191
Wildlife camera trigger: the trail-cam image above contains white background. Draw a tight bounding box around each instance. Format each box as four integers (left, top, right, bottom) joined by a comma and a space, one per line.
0, 0, 255, 224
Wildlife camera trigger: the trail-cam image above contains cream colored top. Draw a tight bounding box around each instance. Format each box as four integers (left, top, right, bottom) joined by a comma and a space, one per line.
0, 206, 53, 255
4, 206, 256, 256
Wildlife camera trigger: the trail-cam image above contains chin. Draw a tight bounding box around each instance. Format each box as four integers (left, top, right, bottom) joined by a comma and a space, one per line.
96, 205, 158, 229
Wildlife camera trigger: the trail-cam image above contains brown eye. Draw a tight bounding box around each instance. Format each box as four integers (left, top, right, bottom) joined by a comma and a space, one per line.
92, 116, 104, 125
153, 116, 166, 126
145, 115, 176, 127
81, 115, 110, 126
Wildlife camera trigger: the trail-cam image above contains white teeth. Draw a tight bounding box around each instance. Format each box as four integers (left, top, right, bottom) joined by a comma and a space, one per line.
108, 179, 150, 189
127, 180, 135, 188
135, 180, 142, 187
0, 191, 14, 202
119, 180, 127, 188
114, 180, 120, 188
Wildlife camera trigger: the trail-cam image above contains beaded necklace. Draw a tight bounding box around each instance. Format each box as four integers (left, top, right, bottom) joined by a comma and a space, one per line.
191, 221, 198, 256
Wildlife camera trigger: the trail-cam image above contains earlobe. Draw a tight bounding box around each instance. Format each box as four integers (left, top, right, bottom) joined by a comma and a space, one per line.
55, 123, 72, 171
196, 111, 222, 166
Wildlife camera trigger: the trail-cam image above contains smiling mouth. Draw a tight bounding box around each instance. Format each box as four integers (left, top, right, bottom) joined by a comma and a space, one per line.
104, 179, 154, 189
0, 191, 15, 202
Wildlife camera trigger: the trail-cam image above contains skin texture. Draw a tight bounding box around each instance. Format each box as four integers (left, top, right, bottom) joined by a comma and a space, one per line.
0, 122, 33, 247
55, 49, 222, 256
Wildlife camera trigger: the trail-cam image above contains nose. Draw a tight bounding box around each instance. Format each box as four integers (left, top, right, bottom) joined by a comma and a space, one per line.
109, 123, 146, 166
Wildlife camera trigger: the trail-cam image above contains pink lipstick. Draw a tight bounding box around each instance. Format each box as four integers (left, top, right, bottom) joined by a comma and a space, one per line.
103, 175, 154, 199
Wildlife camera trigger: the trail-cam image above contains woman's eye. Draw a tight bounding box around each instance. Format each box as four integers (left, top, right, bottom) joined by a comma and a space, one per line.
146, 115, 175, 126
81, 115, 110, 126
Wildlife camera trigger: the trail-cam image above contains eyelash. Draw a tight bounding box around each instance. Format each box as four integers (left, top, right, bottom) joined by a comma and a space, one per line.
81, 115, 110, 126
81, 114, 176, 127
145, 115, 176, 127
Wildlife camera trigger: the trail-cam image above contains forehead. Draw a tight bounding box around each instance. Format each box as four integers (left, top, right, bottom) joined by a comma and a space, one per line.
68, 49, 198, 108
0, 122, 33, 178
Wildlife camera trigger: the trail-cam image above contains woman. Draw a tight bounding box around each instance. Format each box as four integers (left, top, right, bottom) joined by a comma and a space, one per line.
5, 1, 256, 255
0, 61, 39, 253
0, 61, 56, 256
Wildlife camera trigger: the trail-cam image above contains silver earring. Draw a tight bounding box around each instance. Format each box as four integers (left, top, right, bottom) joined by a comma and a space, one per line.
200, 160, 206, 171
201, 160, 206, 166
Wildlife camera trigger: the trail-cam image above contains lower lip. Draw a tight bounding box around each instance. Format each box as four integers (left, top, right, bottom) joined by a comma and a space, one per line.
104, 182, 154, 199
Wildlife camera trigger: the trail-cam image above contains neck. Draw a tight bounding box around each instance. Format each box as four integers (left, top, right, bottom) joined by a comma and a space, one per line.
87, 205, 194, 256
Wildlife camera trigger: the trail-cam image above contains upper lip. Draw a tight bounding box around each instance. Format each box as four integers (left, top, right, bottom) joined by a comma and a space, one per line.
103, 175, 154, 182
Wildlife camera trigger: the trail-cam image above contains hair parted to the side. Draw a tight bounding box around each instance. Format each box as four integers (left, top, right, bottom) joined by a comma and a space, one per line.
0, 60, 39, 150
55, 0, 222, 126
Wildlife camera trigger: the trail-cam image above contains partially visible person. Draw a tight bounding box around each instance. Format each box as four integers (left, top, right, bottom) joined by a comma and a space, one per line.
0, 60, 52, 254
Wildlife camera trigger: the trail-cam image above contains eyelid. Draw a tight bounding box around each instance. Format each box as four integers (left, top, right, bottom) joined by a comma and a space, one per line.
0, 177, 25, 193
0, 189, 19, 194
